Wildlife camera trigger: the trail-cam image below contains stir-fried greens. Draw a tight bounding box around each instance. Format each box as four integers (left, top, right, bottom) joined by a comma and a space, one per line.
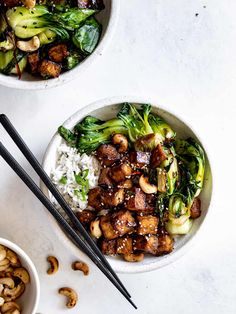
58, 103, 205, 262
0, 0, 104, 79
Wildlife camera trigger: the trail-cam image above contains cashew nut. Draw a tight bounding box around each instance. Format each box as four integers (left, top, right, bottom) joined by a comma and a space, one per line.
3, 282, 25, 301
1, 301, 21, 313
0, 259, 10, 272
112, 134, 128, 153
0, 247, 7, 262
17, 36, 40, 52
123, 253, 144, 262
90, 220, 102, 239
0, 283, 4, 294
47, 256, 59, 275
59, 287, 78, 308
5, 310, 20, 314
0, 278, 15, 289
72, 261, 89, 276
139, 174, 157, 194
12, 268, 30, 284
21, 0, 36, 8
0, 296, 5, 306
6, 249, 18, 266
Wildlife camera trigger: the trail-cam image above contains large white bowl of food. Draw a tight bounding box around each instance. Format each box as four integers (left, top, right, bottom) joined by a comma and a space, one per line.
0, 0, 119, 89
41, 96, 213, 273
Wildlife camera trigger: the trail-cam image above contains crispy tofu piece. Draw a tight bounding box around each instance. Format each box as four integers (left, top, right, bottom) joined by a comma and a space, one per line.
134, 235, 159, 255
118, 179, 133, 189
76, 210, 96, 226
0, 0, 20, 6
109, 163, 132, 183
117, 237, 133, 255
87, 187, 102, 210
137, 215, 158, 235
99, 239, 117, 255
77, 0, 105, 9
101, 188, 125, 207
190, 198, 201, 219
96, 144, 120, 166
98, 168, 113, 187
27, 52, 40, 74
48, 44, 68, 63
111, 210, 136, 236
130, 151, 151, 168
150, 144, 167, 168
126, 188, 146, 211
100, 215, 119, 240
123, 252, 144, 262
39, 60, 61, 78
156, 234, 173, 256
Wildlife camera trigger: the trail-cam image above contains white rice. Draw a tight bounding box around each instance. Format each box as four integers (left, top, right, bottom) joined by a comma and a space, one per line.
51, 143, 100, 212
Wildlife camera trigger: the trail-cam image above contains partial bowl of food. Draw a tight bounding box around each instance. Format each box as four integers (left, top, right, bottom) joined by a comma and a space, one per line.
41, 97, 213, 273
0, 237, 40, 314
0, 0, 119, 89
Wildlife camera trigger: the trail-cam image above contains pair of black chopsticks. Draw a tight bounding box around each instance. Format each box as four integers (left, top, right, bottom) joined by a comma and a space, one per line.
0, 114, 137, 310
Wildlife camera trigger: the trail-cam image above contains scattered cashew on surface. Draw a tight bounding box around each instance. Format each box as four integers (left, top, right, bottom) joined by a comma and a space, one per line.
0, 244, 30, 314
59, 287, 78, 309
47, 256, 59, 275
72, 261, 89, 276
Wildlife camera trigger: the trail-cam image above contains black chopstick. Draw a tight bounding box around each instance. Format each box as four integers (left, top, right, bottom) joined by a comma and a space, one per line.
0, 114, 131, 299
0, 141, 137, 310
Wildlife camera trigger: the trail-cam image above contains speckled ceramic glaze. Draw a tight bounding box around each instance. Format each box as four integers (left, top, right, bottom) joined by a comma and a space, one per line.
41, 96, 213, 273
0, 0, 119, 90
0, 237, 40, 314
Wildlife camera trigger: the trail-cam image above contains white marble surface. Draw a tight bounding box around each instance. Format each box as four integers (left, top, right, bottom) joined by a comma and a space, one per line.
0, 0, 236, 313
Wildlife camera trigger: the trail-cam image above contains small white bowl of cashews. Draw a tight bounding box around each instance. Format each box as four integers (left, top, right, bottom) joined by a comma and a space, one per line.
0, 238, 40, 314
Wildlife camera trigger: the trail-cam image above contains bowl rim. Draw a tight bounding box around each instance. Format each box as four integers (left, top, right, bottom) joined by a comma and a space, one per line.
0, 1, 120, 90
0, 237, 40, 314
41, 95, 214, 273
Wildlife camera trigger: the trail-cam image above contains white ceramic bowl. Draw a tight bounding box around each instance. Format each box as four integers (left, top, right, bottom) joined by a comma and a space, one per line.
0, 0, 119, 90
0, 237, 40, 314
41, 96, 213, 273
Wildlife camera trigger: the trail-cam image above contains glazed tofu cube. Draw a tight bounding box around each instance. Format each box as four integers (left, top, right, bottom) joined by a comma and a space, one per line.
134, 235, 159, 255
111, 210, 136, 236
156, 234, 173, 256
129, 151, 151, 167
100, 215, 119, 240
150, 144, 167, 168
100, 239, 117, 255
48, 44, 68, 63
96, 144, 120, 166
126, 188, 146, 211
101, 188, 125, 207
137, 215, 158, 235
109, 163, 132, 183
27, 52, 40, 74
87, 187, 102, 210
117, 237, 133, 255
77, 0, 105, 9
117, 179, 133, 189
39, 60, 61, 78
1, 0, 20, 6
76, 210, 96, 226
98, 168, 113, 187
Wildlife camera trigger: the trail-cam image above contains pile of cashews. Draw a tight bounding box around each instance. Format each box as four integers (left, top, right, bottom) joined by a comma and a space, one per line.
0, 245, 30, 314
